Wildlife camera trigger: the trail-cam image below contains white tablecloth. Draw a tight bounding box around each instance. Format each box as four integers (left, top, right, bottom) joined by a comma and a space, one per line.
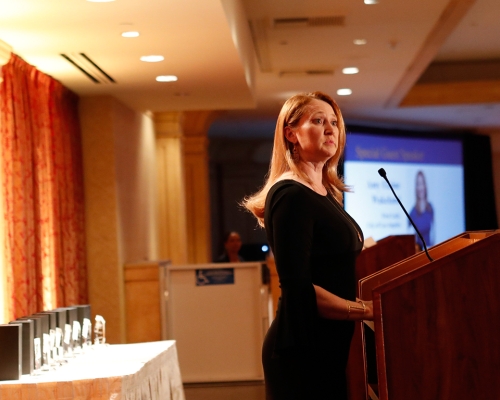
0, 340, 185, 400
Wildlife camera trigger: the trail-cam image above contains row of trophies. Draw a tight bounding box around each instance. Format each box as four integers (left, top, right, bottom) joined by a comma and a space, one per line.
0, 305, 106, 381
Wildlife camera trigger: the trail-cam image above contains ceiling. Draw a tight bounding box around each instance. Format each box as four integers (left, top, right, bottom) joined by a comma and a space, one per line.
1, 0, 500, 134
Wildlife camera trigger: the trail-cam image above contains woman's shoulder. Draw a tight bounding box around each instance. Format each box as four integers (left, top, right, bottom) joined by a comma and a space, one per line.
266, 179, 315, 211
268, 179, 306, 197
272, 172, 311, 192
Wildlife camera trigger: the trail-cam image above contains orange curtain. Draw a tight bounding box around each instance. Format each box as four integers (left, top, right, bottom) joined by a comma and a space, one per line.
0, 54, 87, 320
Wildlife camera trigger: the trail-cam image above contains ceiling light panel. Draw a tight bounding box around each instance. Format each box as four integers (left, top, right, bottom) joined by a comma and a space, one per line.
122, 31, 139, 38
140, 55, 164, 62
156, 75, 178, 82
353, 39, 367, 45
337, 88, 352, 96
342, 67, 359, 74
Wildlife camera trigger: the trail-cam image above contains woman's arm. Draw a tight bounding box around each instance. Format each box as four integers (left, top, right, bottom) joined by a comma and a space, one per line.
314, 284, 373, 321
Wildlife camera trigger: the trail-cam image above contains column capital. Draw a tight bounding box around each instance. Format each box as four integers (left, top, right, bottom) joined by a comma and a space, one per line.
153, 112, 185, 139
182, 110, 222, 138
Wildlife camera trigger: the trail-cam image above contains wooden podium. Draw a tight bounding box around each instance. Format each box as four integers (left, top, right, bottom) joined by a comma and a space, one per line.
355, 235, 416, 284
348, 235, 416, 400
358, 230, 500, 400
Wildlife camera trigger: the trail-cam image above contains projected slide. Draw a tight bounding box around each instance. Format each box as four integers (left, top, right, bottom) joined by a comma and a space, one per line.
344, 133, 465, 247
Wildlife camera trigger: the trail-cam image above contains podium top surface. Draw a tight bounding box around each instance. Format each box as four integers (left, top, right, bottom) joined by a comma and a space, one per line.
359, 230, 498, 300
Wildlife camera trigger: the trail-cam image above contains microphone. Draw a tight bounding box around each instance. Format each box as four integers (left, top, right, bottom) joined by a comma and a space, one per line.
378, 168, 434, 262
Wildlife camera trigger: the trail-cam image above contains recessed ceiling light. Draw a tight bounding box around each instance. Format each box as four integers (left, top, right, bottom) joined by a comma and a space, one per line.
337, 88, 352, 96
364, 0, 379, 4
342, 67, 359, 75
156, 75, 178, 82
122, 31, 139, 38
353, 39, 367, 45
140, 55, 164, 62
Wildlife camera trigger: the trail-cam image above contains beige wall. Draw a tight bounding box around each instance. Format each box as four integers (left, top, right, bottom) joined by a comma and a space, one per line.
113, 103, 158, 263
79, 96, 157, 344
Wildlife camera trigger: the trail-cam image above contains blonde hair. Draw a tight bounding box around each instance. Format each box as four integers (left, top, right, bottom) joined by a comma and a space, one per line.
242, 91, 349, 227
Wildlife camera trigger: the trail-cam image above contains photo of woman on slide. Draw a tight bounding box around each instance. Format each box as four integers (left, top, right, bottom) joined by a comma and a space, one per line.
409, 170, 434, 249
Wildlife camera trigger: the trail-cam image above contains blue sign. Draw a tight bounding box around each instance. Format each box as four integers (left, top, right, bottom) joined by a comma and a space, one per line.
195, 268, 235, 286
345, 133, 462, 165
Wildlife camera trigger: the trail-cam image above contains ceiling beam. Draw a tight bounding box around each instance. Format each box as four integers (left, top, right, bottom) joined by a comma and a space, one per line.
385, 0, 477, 108
400, 80, 500, 106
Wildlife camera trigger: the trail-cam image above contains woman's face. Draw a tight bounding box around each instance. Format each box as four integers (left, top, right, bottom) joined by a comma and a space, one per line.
224, 232, 242, 254
416, 173, 426, 199
288, 99, 339, 163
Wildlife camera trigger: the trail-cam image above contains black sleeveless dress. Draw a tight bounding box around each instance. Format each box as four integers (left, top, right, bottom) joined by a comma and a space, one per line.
263, 180, 364, 399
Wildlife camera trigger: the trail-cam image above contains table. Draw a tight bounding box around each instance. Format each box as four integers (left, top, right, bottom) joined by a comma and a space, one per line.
0, 340, 185, 400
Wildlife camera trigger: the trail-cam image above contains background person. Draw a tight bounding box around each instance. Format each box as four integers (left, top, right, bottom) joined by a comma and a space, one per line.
214, 231, 245, 263
409, 170, 434, 249
243, 91, 373, 399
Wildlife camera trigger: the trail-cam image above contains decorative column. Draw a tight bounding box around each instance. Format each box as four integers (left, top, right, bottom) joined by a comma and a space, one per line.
154, 112, 188, 265
182, 111, 219, 263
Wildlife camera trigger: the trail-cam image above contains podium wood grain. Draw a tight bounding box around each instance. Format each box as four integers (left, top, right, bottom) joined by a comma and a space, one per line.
360, 231, 500, 400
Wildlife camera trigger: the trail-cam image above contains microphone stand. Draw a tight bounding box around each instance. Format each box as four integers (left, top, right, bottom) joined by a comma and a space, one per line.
378, 168, 434, 262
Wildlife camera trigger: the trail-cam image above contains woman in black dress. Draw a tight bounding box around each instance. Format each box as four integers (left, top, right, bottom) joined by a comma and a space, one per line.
243, 91, 373, 399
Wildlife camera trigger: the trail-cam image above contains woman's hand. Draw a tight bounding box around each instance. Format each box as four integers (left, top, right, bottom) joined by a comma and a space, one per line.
357, 298, 374, 321
314, 285, 375, 321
